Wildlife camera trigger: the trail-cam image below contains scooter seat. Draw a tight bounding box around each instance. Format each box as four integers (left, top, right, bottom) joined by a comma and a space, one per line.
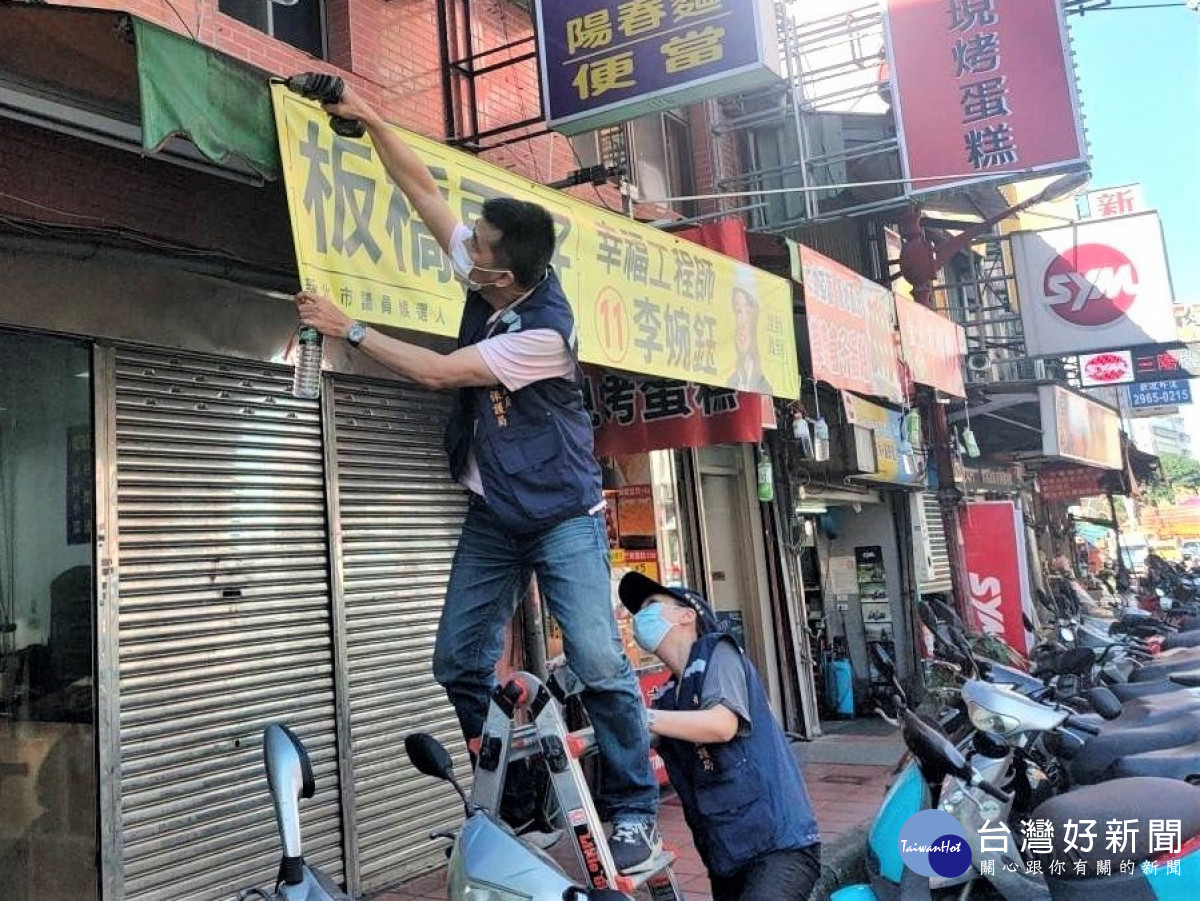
1163, 629, 1200, 651
1030, 778, 1200, 877
1111, 740, 1200, 781
1073, 691, 1200, 731
1169, 669, 1200, 688
1130, 648, 1200, 682
1068, 713, 1200, 784
1108, 678, 1190, 701
1113, 692, 1200, 723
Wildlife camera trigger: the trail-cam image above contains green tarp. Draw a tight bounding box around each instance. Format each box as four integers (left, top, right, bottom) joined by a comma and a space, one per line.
133, 19, 280, 180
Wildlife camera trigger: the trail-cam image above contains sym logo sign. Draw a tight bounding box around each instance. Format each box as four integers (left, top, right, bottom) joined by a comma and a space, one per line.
1043, 244, 1139, 327
968, 572, 1005, 638
1078, 350, 1134, 387
961, 502, 1031, 654
1013, 212, 1176, 357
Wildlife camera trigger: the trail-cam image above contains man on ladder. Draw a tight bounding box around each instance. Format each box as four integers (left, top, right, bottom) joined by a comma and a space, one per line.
296, 81, 661, 874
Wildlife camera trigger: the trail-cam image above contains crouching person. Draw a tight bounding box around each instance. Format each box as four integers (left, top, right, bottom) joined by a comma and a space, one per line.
619, 571, 822, 900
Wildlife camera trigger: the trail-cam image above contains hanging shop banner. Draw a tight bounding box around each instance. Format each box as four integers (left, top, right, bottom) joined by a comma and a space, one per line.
961, 501, 1034, 655
1012, 212, 1177, 358
1038, 386, 1122, 471
842, 393, 925, 487
534, 0, 782, 136
1083, 183, 1145, 220
1038, 466, 1106, 503
884, 0, 1085, 195
1126, 378, 1192, 413
895, 297, 966, 397
1077, 350, 1134, 388
1174, 304, 1200, 343
1130, 342, 1200, 382
585, 371, 761, 456
798, 246, 903, 403
270, 86, 800, 398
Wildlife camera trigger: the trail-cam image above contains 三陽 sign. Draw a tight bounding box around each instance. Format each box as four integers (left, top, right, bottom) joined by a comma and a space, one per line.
535, 0, 782, 136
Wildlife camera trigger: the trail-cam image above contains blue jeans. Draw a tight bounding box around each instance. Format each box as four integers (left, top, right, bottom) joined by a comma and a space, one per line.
432, 495, 658, 822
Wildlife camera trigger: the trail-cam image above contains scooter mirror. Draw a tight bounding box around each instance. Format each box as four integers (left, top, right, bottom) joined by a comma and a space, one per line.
263, 724, 315, 868
900, 708, 969, 780
917, 601, 941, 633
1058, 647, 1096, 676
868, 642, 896, 680
404, 732, 455, 781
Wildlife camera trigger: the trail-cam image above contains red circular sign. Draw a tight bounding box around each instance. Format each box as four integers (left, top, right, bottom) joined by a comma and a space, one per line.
1083, 353, 1131, 384
1042, 243, 1140, 327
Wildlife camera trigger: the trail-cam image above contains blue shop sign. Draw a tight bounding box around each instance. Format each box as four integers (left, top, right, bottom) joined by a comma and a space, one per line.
1127, 378, 1193, 410
535, 0, 783, 135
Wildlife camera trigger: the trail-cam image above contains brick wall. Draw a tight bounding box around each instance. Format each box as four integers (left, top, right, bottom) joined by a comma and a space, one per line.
45, 0, 575, 181
13, 1, 745, 259
0, 115, 295, 273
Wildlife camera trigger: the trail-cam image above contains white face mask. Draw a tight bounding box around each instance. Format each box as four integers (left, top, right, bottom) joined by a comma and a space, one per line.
449, 228, 508, 292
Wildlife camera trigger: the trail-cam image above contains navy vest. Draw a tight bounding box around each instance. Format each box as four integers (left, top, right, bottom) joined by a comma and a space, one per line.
655, 633, 821, 877
443, 271, 602, 533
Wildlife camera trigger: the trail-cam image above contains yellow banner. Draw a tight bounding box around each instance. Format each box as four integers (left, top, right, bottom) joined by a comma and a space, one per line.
271, 87, 799, 399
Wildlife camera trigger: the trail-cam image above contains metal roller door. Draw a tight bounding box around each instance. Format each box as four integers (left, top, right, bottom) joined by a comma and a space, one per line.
919, 493, 953, 595
329, 378, 469, 891
112, 347, 342, 900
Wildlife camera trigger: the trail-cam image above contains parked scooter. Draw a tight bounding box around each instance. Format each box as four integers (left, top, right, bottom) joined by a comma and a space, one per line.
831, 649, 1200, 900
236, 724, 352, 901
404, 731, 632, 901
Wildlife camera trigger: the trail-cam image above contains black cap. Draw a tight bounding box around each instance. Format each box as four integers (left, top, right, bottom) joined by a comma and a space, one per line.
618, 571, 721, 633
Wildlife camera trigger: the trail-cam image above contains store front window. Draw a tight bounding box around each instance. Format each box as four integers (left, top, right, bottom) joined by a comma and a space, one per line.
0, 332, 97, 900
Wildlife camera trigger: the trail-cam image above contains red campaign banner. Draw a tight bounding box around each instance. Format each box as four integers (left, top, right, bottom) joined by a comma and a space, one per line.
586, 371, 762, 456
961, 501, 1031, 656
885, 0, 1085, 194
798, 245, 903, 403
896, 297, 967, 398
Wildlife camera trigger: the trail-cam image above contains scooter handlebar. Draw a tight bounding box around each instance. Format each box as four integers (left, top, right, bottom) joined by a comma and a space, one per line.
974, 776, 1011, 804
1065, 715, 1101, 736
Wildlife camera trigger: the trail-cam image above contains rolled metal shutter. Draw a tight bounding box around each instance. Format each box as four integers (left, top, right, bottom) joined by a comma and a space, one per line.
919, 493, 953, 595
330, 378, 470, 891
113, 348, 342, 900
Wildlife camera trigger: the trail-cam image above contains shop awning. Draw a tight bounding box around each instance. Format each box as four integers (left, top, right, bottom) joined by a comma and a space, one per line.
0, 5, 278, 182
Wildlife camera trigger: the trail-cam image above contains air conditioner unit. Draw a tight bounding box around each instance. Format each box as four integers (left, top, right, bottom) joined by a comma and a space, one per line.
967, 352, 992, 372
845, 424, 879, 475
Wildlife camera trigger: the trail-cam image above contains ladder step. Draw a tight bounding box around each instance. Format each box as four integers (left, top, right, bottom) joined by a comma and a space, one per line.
619, 850, 679, 891
565, 726, 596, 758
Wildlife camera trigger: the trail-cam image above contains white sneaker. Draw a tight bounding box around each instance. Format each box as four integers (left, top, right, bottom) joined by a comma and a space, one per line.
608, 819, 663, 874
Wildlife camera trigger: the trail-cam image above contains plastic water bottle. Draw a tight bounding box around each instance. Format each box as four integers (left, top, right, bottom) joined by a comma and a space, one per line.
292, 326, 323, 399
756, 445, 775, 502
812, 416, 831, 462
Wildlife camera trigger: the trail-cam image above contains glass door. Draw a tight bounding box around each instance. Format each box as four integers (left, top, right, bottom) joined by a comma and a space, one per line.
0, 331, 97, 901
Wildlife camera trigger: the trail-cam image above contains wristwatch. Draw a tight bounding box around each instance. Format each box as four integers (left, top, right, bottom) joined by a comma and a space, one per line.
345, 321, 368, 348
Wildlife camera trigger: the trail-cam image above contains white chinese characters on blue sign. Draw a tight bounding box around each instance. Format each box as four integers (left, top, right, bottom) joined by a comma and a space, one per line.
1127, 378, 1193, 410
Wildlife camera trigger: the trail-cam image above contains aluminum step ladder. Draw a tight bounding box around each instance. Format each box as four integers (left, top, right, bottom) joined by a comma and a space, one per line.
470, 671, 686, 900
